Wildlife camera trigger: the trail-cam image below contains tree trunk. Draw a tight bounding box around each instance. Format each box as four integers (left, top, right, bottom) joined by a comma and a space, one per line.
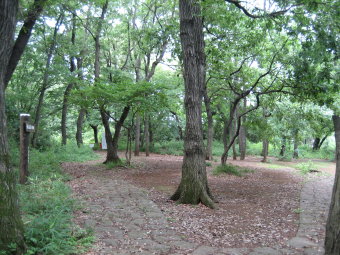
32, 13, 63, 147
239, 98, 247, 160
0, 0, 26, 253
203, 86, 213, 160
144, 115, 150, 156
293, 130, 299, 159
134, 114, 141, 156
110, 106, 130, 163
170, 0, 214, 209
4, 0, 47, 88
170, 111, 184, 140
324, 115, 340, 254
319, 135, 328, 150
100, 109, 117, 163
75, 108, 86, 147
61, 14, 76, 145
313, 137, 321, 150
232, 142, 237, 160
261, 140, 269, 162
90, 124, 99, 145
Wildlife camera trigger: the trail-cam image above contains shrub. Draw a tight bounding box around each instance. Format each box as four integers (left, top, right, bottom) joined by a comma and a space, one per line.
295, 160, 318, 175
9, 143, 96, 254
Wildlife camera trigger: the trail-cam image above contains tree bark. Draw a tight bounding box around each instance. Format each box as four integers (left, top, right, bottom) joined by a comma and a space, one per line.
313, 137, 321, 150
239, 98, 247, 160
32, 13, 63, 147
293, 130, 299, 159
61, 14, 76, 145
170, 0, 214, 209
90, 124, 99, 145
232, 106, 238, 160
319, 135, 328, 150
134, 114, 141, 156
325, 115, 340, 254
144, 115, 150, 156
102, 106, 130, 163
261, 139, 269, 162
4, 0, 47, 88
170, 111, 184, 140
100, 109, 117, 162
203, 85, 213, 160
0, 0, 26, 253
76, 108, 86, 147
75, 55, 85, 147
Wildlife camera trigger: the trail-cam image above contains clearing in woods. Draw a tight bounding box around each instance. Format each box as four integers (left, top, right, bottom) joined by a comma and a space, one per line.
63, 152, 335, 255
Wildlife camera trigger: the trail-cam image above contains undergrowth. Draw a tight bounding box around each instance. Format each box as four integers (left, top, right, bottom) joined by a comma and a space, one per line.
105, 159, 127, 169
213, 164, 254, 177
295, 160, 318, 175
8, 141, 96, 255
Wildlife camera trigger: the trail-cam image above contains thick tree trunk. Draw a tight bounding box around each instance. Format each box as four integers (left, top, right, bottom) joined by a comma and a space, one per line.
144, 115, 150, 156
239, 98, 247, 160
90, 124, 99, 145
4, 0, 47, 88
170, 0, 214, 209
134, 114, 141, 156
261, 140, 269, 162
100, 109, 118, 163
325, 115, 340, 254
0, 0, 26, 253
75, 108, 86, 147
61, 14, 76, 145
110, 106, 130, 162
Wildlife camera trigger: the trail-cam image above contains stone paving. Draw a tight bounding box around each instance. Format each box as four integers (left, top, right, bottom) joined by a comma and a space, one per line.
66, 162, 334, 255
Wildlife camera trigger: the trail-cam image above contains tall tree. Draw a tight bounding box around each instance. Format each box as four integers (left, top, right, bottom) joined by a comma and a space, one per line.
0, 0, 26, 253
4, 0, 48, 88
32, 12, 64, 147
325, 115, 340, 254
170, 0, 215, 208
61, 13, 77, 145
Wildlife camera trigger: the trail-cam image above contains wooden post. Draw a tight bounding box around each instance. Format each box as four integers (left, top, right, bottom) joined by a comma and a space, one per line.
20, 113, 31, 184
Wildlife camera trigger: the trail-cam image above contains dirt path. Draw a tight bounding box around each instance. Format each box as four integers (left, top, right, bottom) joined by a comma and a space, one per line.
63, 153, 334, 255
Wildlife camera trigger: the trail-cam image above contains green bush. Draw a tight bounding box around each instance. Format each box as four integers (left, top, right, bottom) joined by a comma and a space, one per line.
295, 160, 318, 175
212, 164, 254, 176
152, 140, 184, 155
8, 143, 96, 255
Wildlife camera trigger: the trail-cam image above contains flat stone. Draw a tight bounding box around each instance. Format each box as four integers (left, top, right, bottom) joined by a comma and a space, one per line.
193, 245, 218, 255
169, 240, 197, 250
249, 247, 281, 255
220, 248, 249, 255
288, 237, 317, 249
303, 247, 325, 255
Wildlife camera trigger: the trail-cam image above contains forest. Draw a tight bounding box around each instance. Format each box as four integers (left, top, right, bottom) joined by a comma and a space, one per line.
0, 0, 339, 254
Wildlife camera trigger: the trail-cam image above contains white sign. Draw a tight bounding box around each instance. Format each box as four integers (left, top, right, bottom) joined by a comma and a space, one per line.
101, 133, 107, 150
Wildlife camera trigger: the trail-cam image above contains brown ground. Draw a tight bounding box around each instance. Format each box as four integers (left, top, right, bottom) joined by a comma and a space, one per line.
105, 152, 324, 249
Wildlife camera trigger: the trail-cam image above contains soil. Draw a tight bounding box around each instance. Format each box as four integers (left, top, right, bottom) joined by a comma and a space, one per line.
63, 152, 335, 254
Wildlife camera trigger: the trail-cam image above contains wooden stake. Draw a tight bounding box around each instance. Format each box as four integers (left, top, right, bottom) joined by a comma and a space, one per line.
20, 113, 30, 184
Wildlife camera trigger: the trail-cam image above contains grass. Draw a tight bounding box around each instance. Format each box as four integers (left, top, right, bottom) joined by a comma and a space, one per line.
8, 141, 96, 255
212, 164, 254, 177
263, 163, 289, 170
105, 159, 127, 169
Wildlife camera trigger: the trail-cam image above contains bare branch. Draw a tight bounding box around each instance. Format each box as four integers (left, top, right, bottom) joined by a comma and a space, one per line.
224, 0, 299, 19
